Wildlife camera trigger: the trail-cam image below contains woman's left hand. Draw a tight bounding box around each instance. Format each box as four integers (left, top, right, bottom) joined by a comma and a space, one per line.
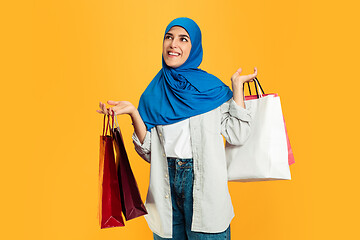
230, 67, 258, 108
231, 67, 258, 86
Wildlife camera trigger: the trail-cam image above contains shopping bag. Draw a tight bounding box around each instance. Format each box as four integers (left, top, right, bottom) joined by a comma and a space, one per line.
98, 114, 125, 228
111, 114, 147, 221
283, 118, 295, 165
242, 81, 295, 166
226, 78, 293, 182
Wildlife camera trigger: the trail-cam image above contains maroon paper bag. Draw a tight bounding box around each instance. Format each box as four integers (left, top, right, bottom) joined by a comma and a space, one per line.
98, 114, 125, 228
111, 115, 147, 221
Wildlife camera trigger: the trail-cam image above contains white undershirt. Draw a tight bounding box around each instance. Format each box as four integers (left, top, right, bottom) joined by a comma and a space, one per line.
162, 119, 193, 158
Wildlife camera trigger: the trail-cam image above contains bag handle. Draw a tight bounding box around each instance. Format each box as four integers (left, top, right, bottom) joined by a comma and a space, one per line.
102, 114, 107, 136
244, 77, 265, 98
113, 112, 120, 129
112, 112, 125, 141
102, 111, 115, 136
255, 77, 265, 95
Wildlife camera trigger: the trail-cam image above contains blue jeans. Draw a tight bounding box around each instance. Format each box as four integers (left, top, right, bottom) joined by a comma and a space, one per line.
153, 158, 231, 240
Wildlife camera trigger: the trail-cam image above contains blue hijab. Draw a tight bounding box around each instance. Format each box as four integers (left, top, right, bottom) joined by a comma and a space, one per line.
138, 17, 233, 131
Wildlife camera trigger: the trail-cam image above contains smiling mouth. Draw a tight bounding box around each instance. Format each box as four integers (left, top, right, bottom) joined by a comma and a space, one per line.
168, 51, 180, 57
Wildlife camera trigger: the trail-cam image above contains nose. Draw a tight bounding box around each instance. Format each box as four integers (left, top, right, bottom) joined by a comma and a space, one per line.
169, 38, 179, 48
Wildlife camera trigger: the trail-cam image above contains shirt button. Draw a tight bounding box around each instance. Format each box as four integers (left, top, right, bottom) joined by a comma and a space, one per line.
165, 195, 169, 199
165, 174, 168, 178
163, 153, 166, 157
159, 133, 162, 136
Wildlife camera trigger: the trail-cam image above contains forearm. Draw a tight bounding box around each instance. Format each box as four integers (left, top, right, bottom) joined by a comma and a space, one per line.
130, 110, 147, 144
232, 82, 245, 108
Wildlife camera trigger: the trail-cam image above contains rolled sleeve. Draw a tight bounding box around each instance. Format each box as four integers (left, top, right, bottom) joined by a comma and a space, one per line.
221, 98, 252, 146
132, 130, 151, 163
228, 98, 252, 122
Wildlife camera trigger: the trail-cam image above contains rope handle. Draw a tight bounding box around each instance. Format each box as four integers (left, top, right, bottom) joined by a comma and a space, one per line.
243, 77, 265, 99
102, 110, 115, 137
113, 111, 120, 129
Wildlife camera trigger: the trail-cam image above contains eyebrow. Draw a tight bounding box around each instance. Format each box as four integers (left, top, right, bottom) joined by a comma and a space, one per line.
165, 33, 190, 38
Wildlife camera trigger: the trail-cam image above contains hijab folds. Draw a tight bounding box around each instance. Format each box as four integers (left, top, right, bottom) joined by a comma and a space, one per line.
138, 17, 233, 131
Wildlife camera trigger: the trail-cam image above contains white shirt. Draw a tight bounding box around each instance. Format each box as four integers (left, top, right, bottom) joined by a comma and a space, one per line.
132, 98, 252, 238
162, 118, 192, 158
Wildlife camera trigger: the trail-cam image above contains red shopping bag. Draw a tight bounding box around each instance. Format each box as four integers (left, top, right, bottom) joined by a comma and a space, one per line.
111, 115, 147, 220
244, 79, 295, 166
98, 114, 125, 228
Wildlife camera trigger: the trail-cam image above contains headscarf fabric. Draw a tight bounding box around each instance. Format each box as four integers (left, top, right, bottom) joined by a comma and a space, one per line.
138, 17, 233, 131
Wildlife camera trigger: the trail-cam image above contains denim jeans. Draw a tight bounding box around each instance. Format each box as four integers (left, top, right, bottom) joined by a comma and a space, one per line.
153, 158, 231, 240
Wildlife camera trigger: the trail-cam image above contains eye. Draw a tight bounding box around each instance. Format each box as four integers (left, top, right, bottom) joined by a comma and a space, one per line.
165, 35, 172, 40
181, 37, 188, 42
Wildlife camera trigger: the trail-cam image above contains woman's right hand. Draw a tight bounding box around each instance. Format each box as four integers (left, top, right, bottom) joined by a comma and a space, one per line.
97, 101, 136, 117
97, 100, 147, 144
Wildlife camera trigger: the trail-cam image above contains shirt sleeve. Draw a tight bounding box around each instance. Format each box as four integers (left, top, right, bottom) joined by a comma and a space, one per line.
220, 98, 252, 146
132, 130, 151, 163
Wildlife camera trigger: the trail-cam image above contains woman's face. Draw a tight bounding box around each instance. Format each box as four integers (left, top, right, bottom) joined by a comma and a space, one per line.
162, 26, 192, 68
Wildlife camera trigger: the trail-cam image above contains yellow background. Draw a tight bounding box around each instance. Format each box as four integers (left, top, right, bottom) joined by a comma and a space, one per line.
1, 0, 359, 239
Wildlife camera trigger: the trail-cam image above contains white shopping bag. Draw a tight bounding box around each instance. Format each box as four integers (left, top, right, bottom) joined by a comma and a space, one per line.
226, 79, 291, 182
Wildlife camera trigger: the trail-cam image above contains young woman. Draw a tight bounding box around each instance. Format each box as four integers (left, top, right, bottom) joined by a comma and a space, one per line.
97, 17, 257, 240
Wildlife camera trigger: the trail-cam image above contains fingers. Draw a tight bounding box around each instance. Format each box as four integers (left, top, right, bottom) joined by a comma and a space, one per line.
99, 101, 109, 115
235, 67, 257, 75
252, 67, 258, 79
96, 108, 110, 115
251, 67, 258, 80
109, 104, 125, 116
108, 108, 114, 115
232, 67, 258, 83
245, 74, 256, 82
246, 67, 258, 81
232, 67, 242, 78
231, 72, 239, 79
102, 103, 109, 115
107, 100, 120, 106
99, 101, 127, 115
99, 102, 105, 114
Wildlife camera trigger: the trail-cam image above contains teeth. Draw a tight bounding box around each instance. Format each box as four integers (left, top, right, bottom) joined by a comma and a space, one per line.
169, 52, 180, 56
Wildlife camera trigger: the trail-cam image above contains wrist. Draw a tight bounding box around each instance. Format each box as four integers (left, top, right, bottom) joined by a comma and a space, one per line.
232, 83, 244, 93
232, 80, 243, 89
130, 111, 136, 120
130, 109, 140, 121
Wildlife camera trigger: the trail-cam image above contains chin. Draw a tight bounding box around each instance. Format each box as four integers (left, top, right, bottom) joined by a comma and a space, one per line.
165, 60, 183, 68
